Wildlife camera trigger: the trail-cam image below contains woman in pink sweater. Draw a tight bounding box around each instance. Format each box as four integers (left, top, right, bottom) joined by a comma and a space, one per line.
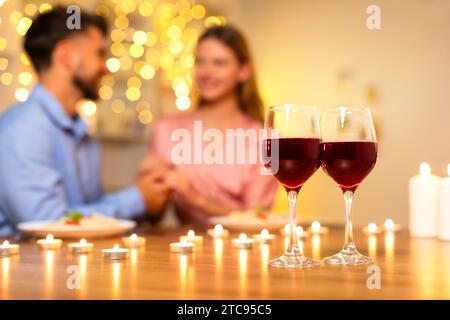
141, 25, 278, 226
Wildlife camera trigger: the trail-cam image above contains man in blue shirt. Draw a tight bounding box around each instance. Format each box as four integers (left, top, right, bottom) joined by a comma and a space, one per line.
0, 7, 170, 235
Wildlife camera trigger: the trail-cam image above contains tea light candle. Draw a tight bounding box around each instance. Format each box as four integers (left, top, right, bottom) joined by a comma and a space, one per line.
363, 222, 381, 235
383, 219, 401, 232
232, 233, 254, 249
207, 224, 229, 238
409, 163, 441, 237
67, 238, 93, 254
102, 244, 129, 260
170, 238, 194, 253
122, 233, 146, 248
37, 234, 62, 250
180, 230, 203, 244
439, 164, 450, 241
295, 225, 310, 239
253, 229, 275, 244
0, 240, 20, 257
309, 221, 329, 235
281, 224, 310, 239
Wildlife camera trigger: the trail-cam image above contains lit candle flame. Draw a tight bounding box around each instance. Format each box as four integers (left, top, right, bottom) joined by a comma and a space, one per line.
260, 229, 269, 238
239, 233, 247, 241
283, 224, 290, 234
296, 226, 303, 237
180, 238, 187, 245
2, 240, 9, 247
384, 219, 395, 231
80, 238, 87, 245
113, 244, 119, 251
311, 221, 321, 233
420, 162, 431, 176
187, 230, 195, 238
46, 234, 54, 242
214, 224, 223, 235
368, 222, 377, 233
130, 233, 138, 241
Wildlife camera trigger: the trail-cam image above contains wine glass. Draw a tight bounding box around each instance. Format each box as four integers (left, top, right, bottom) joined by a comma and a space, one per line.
320, 107, 378, 265
262, 104, 321, 268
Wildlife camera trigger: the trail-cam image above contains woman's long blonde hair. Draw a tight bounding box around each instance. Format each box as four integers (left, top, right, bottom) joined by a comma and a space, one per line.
195, 25, 264, 123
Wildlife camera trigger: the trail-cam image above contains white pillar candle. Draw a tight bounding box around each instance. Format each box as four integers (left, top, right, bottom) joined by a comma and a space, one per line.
409, 163, 441, 237
439, 164, 450, 241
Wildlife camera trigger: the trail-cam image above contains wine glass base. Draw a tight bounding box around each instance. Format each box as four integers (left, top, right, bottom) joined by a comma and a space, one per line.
324, 250, 373, 265
269, 253, 320, 269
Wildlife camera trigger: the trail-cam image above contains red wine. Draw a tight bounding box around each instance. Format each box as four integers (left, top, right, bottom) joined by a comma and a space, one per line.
263, 137, 321, 192
321, 141, 377, 192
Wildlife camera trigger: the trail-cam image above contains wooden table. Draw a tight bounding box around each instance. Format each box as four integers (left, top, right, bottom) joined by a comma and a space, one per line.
1, 227, 449, 299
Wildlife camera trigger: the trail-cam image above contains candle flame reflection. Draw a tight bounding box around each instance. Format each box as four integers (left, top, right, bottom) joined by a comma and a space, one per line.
384, 232, 395, 264
112, 262, 120, 299
179, 254, 187, 297
130, 249, 138, 295
214, 239, 223, 291
44, 250, 54, 299
78, 255, 87, 298
368, 235, 377, 259
312, 235, 321, 260
214, 239, 223, 265
1, 257, 9, 299
239, 249, 248, 298
261, 244, 269, 296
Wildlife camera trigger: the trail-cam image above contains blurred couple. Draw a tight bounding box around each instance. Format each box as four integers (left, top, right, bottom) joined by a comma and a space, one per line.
0, 7, 277, 235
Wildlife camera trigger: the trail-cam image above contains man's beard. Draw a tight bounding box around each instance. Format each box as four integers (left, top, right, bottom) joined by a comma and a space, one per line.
73, 75, 101, 100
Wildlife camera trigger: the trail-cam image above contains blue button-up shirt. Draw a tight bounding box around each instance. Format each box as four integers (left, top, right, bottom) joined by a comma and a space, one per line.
0, 85, 145, 235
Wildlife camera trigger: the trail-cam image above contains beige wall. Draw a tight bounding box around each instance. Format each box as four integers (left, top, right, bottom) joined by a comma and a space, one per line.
221, 0, 450, 226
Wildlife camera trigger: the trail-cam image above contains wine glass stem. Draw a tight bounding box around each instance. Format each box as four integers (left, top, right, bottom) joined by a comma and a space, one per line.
287, 190, 300, 255
342, 190, 356, 253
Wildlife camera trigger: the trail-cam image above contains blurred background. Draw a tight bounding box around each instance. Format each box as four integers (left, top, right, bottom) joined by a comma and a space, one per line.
1, 0, 449, 227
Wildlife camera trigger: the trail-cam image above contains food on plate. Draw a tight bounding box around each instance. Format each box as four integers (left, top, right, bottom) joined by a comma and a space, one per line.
51, 212, 120, 228
63, 211, 83, 225
229, 206, 269, 220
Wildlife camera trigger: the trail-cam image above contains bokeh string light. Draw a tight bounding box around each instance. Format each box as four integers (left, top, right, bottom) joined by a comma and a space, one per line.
0, 0, 226, 128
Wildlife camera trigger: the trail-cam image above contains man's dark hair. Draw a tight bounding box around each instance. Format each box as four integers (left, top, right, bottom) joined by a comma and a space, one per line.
24, 6, 108, 74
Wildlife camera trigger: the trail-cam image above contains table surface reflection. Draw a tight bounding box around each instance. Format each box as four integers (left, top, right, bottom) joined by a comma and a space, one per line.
1, 227, 449, 299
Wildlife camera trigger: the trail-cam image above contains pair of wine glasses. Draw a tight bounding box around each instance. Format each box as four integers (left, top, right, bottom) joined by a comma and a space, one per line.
262, 105, 378, 269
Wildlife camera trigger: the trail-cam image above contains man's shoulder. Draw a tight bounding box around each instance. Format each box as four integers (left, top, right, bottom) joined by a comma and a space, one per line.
0, 100, 50, 134
0, 100, 53, 147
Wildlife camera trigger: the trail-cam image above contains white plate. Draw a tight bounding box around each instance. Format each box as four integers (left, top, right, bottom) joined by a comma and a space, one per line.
18, 219, 137, 239
209, 213, 288, 232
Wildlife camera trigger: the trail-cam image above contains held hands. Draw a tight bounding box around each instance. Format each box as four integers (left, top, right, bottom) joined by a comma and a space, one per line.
137, 155, 203, 212
165, 168, 201, 204
136, 169, 172, 215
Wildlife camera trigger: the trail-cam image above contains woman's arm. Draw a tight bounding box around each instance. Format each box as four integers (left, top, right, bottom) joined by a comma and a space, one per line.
167, 169, 233, 217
